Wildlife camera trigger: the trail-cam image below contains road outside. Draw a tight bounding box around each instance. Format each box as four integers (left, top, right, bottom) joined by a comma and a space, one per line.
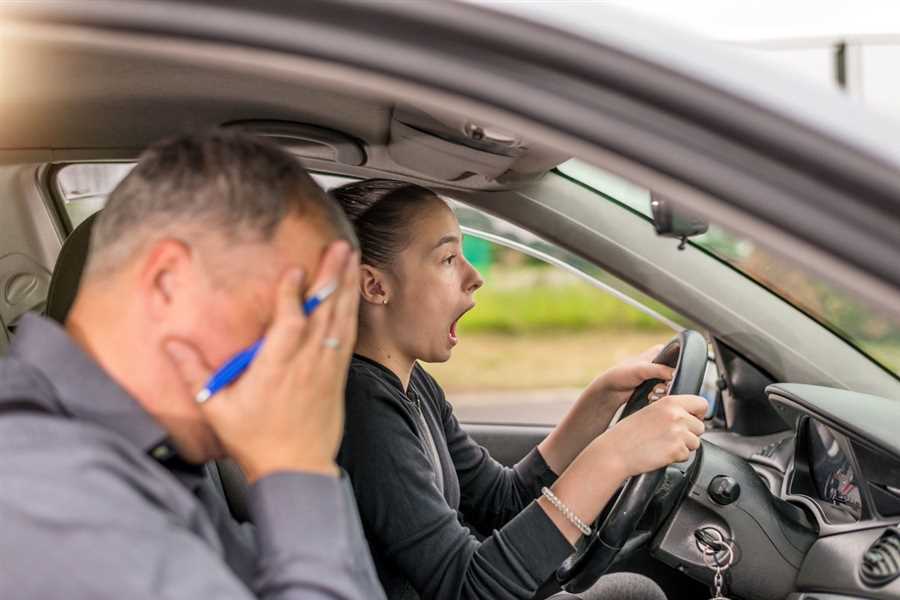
426, 330, 672, 425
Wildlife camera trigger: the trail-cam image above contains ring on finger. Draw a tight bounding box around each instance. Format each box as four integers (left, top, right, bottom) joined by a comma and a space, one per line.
322, 337, 341, 350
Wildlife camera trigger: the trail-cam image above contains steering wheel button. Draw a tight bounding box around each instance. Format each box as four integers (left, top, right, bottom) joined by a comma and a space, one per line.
708, 475, 741, 505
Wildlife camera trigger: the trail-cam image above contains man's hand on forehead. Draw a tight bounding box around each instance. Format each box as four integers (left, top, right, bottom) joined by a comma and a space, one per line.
164, 239, 361, 478
302, 240, 352, 304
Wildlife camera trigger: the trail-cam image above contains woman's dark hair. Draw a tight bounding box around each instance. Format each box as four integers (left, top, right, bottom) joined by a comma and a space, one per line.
329, 179, 442, 268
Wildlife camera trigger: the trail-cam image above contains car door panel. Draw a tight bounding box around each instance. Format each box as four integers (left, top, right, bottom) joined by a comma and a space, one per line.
462, 423, 550, 467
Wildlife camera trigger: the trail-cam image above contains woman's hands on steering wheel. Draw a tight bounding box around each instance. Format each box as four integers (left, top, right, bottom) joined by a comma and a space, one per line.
533, 331, 709, 593
596, 392, 707, 479
549, 330, 710, 594
538, 344, 678, 476
539, 393, 707, 546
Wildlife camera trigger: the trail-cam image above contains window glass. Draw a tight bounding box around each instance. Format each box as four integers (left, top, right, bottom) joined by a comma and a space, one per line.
56, 163, 134, 229
54, 163, 351, 228
429, 200, 691, 425
558, 159, 900, 377
557, 159, 652, 217
51, 162, 702, 425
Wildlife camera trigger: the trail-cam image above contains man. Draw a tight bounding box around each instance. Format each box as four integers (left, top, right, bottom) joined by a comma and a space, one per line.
0, 130, 386, 599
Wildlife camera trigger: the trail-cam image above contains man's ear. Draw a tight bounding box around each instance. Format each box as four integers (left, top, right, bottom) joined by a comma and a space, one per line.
359, 264, 389, 305
137, 238, 194, 320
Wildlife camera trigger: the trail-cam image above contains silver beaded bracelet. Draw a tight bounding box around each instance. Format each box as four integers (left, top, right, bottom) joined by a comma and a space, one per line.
541, 486, 593, 537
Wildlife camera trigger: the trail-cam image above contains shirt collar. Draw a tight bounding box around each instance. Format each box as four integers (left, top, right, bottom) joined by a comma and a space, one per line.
10, 312, 170, 455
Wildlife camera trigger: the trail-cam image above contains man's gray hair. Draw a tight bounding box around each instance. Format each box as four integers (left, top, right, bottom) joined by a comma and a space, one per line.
85, 129, 355, 276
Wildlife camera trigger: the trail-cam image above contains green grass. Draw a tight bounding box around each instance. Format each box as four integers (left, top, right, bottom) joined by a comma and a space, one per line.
427, 330, 672, 391
460, 279, 668, 335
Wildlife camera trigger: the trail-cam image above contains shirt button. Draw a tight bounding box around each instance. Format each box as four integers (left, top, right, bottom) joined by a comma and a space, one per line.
150, 444, 174, 461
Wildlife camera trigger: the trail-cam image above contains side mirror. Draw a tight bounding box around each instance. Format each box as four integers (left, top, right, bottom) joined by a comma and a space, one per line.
650, 196, 708, 249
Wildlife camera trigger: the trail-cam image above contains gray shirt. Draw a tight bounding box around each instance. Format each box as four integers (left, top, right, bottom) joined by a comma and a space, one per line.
0, 313, 386, 600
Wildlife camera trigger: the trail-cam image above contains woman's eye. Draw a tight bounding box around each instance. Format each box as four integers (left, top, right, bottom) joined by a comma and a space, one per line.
443, 254, 457, 265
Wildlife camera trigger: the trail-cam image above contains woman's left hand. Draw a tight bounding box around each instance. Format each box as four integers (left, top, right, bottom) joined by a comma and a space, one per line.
537, 344, 675, 475
574, 345, 674, 436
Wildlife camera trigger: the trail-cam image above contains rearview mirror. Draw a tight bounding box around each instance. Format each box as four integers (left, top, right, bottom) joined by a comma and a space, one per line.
650, 196, 708, 249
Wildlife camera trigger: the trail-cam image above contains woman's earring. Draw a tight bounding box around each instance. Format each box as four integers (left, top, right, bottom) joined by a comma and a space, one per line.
382, 298, 388, 305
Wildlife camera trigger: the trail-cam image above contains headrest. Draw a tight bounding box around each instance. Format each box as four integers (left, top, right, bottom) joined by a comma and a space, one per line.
45, 212, 100, 324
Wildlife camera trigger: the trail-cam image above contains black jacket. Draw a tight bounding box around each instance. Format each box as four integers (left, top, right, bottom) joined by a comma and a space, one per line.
338, 355, 573, 600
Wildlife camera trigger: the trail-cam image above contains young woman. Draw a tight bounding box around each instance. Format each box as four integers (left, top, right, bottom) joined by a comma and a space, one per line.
332, 180, 707, 600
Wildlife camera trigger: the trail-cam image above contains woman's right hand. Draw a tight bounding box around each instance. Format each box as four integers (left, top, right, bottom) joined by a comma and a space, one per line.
539, 394, 708, 545
593, 394, 708, 479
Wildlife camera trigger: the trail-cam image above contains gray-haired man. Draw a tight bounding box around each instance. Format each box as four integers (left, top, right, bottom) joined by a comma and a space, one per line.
0, 130, 386, 599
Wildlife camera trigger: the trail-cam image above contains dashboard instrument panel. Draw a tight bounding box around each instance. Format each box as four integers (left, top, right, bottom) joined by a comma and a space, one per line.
807, 419, 863, 521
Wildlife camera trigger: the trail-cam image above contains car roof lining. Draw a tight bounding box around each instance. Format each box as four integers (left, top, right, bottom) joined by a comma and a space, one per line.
0, 21, 568, 190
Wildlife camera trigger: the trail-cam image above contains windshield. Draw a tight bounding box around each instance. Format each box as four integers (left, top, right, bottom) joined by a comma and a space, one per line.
558, 159, 900, 378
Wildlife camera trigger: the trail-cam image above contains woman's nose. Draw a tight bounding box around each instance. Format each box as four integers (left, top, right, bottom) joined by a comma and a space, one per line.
465, 262, 484, 294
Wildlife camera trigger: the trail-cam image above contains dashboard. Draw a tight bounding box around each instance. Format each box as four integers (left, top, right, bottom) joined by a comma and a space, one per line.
770, 408, 900, 531
741, 420, 869, 527
650, 382, 900, 600
806, 419, 863, 522
767, 384, 900, 598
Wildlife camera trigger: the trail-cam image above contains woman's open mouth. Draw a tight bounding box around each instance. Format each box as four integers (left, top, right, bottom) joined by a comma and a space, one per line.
448, 304, 475, 346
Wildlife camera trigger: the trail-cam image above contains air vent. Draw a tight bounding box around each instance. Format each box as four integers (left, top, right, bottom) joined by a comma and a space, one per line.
860, 528, 900, 587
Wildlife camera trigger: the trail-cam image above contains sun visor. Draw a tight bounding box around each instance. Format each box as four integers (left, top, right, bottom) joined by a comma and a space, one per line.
388, 119, 517, 181
387, 106, 567, 183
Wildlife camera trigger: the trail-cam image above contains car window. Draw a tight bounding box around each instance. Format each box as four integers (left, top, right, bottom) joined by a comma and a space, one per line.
52, 162, 707, 426
54, 163, 352, 230
55, 163, 134, 230
558, 159, 900, 378
431, 200, 700, 426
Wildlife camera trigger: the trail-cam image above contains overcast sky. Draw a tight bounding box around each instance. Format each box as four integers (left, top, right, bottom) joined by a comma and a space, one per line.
471, 1, 900, 119
474, 1, 900, 40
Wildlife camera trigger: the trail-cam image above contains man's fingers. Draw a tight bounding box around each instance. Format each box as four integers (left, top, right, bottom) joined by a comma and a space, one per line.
321, 250, 360, 363
301, 241, 352, 348
307, 241, 352, 300
258, 267, 308, 364
164, 338, 214, 400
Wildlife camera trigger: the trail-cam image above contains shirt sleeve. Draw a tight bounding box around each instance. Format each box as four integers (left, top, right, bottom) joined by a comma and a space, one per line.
249, 471, 387, 599
0, 416, 386, 600
422, 367, 560, 534
339, 372, 573, 600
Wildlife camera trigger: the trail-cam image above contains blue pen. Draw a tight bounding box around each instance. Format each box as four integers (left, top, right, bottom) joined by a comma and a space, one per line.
194, 281, 338, 404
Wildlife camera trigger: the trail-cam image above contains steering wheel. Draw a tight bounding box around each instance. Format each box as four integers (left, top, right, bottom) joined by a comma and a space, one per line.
555, 329, 709, 594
